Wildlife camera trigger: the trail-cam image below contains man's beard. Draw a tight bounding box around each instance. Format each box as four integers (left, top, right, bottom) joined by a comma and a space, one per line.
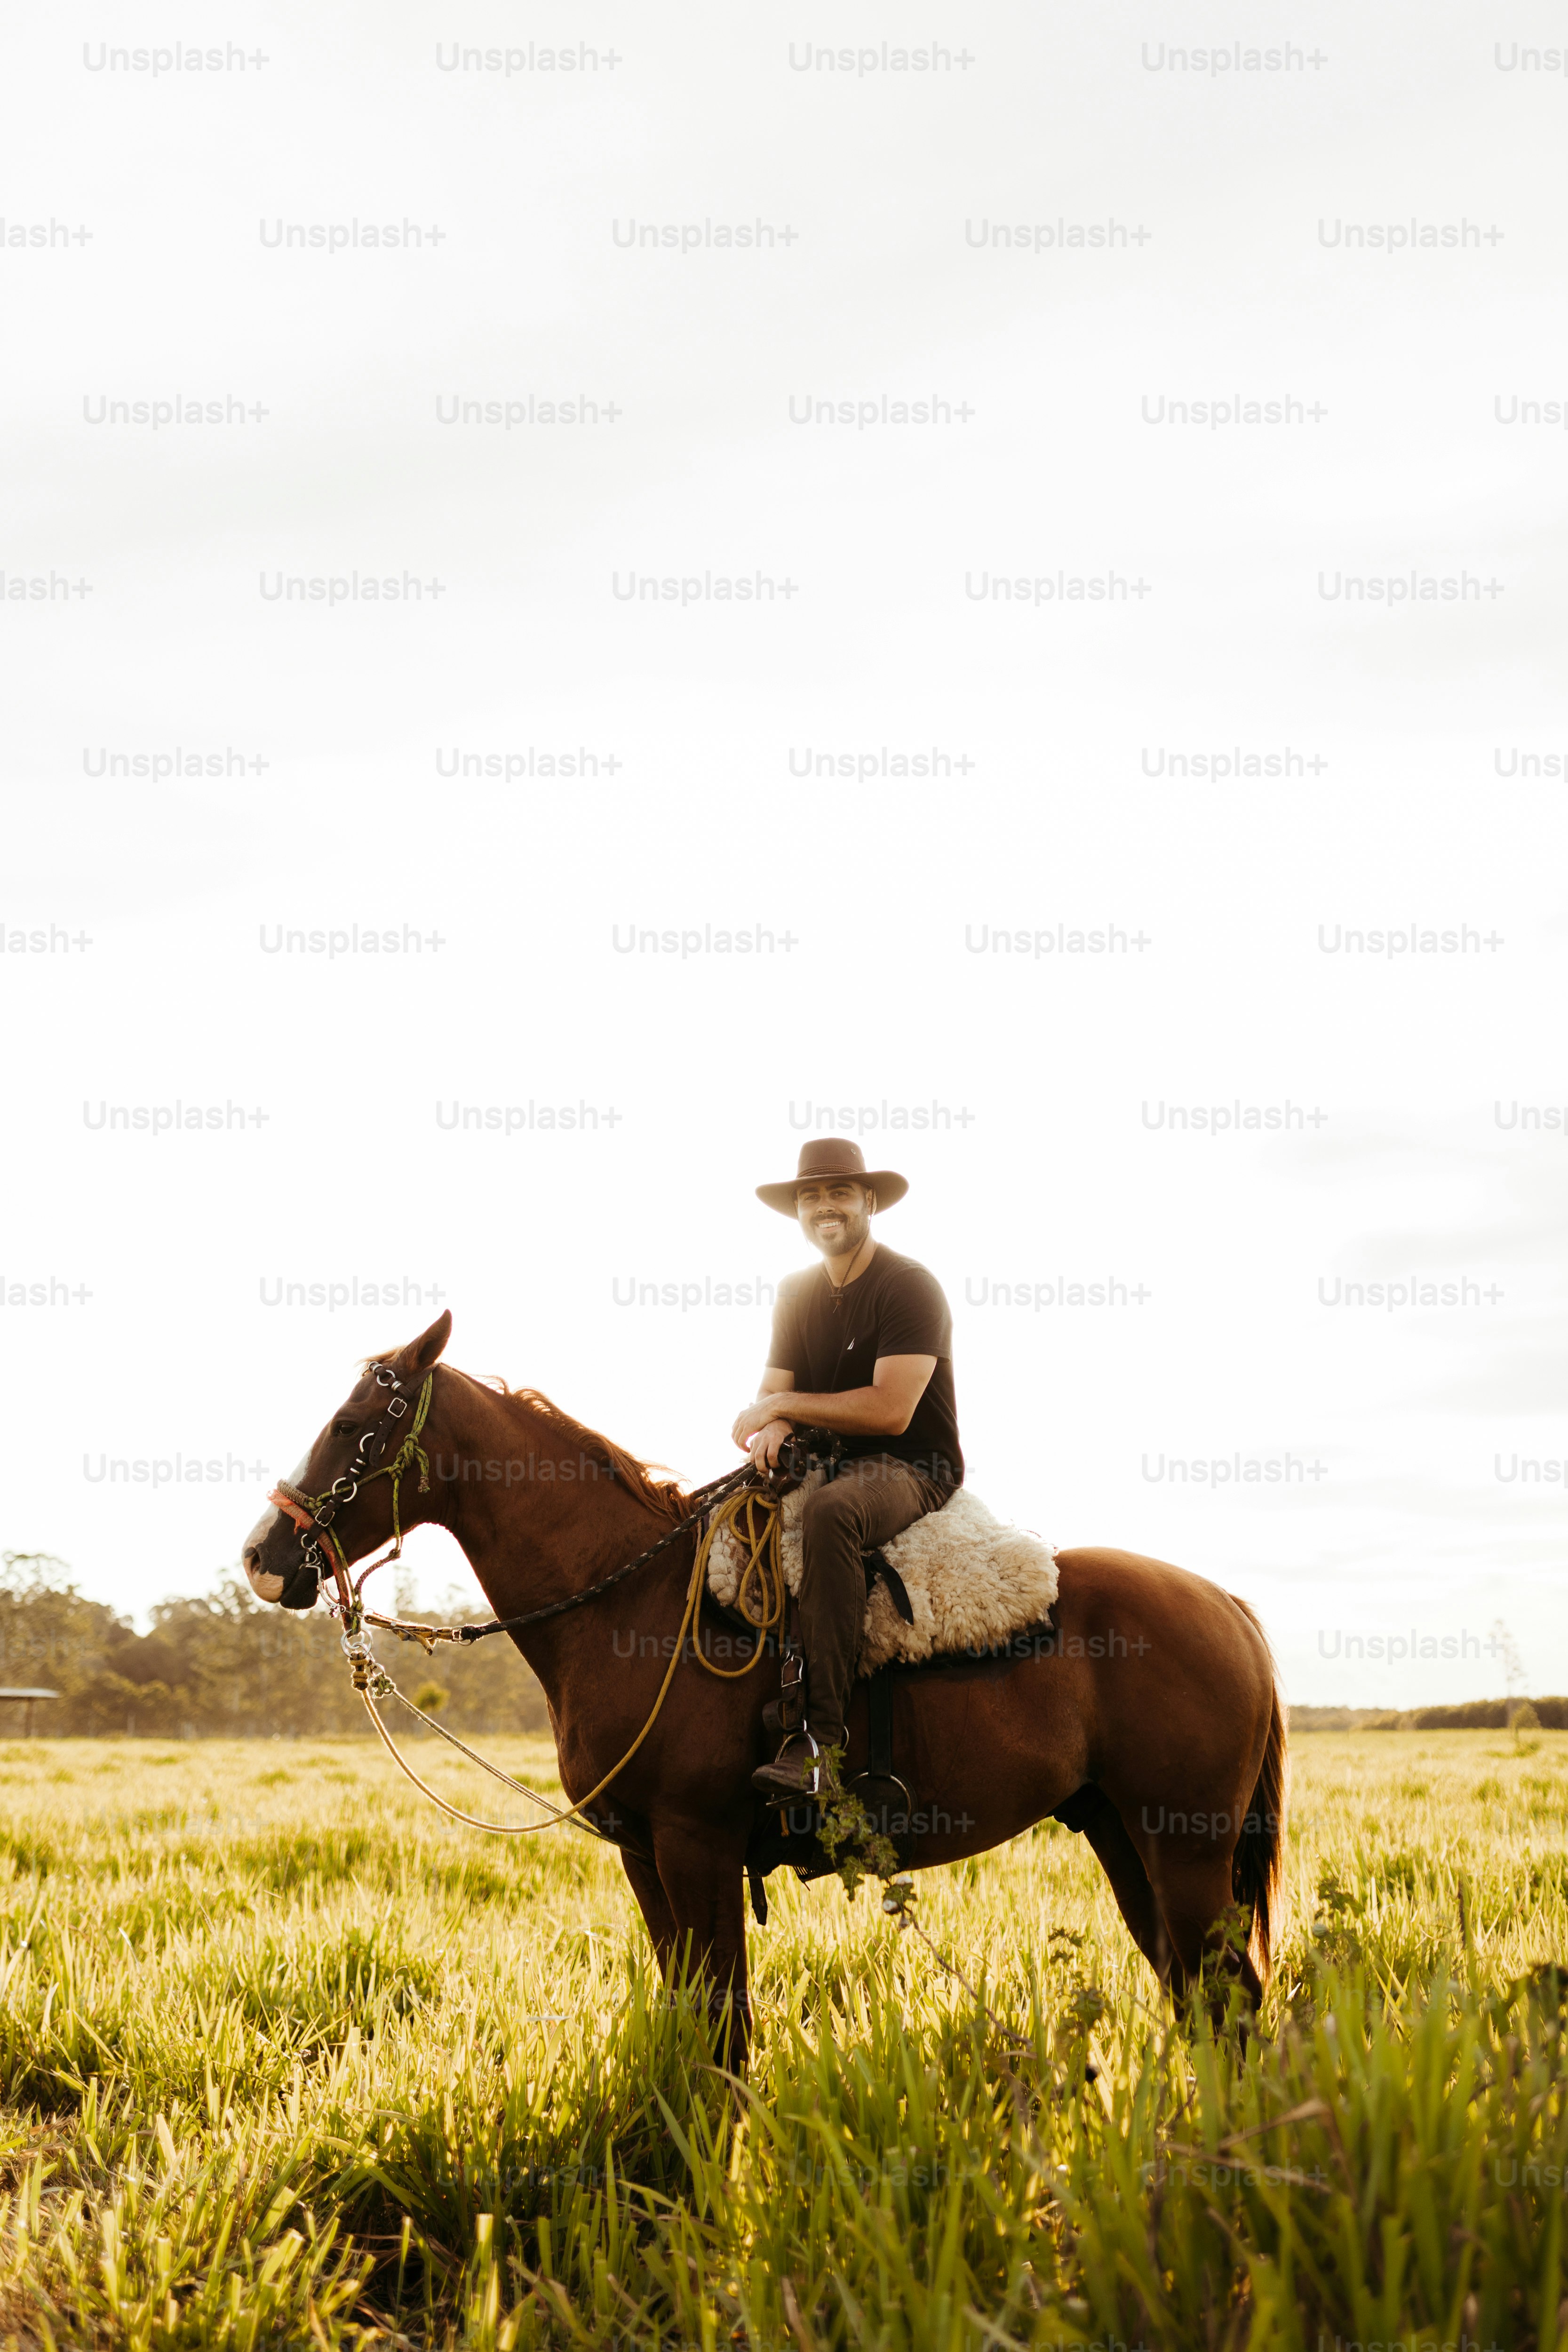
807, 1203, 872, 1260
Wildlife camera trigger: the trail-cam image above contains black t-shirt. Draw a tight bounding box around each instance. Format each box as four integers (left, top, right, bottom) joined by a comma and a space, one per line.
767, 1245, 963, 1486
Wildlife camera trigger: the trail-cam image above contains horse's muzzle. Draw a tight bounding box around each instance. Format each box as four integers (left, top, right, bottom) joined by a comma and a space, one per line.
244, 1544, 319, 1610
274, 1555, 322, 1611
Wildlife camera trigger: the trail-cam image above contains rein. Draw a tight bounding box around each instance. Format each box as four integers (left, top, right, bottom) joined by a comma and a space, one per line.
389, 1462, 761, 1647
340, 1481, 787, 1837
269, 1364, 791, 1839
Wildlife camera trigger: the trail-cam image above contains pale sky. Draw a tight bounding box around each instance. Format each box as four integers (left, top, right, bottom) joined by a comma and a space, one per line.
4, 0, 1564, 1708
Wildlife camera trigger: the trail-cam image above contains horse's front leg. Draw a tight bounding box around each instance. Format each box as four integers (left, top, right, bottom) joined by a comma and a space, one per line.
620, 1847, 679, 1974
650, 1816, 753, 2071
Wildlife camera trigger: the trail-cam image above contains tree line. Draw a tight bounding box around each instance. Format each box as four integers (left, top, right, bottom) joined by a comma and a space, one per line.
0, 1551, 551, 1739
8, 1550, 1559, 1743
1289, 1700, 1568, 1731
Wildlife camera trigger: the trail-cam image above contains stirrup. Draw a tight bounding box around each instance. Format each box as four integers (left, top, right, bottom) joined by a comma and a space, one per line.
755, 1728, 821, 1801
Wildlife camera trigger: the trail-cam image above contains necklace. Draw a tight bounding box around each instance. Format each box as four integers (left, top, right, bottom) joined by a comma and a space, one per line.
821, 1232, 870, 1311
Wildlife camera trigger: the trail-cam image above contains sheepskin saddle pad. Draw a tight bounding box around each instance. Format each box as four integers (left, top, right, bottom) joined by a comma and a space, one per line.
706, 1467, 1059, 1677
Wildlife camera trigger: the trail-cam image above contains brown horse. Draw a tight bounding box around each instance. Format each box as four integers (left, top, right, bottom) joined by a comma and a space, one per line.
242, 1312, 1287, 2054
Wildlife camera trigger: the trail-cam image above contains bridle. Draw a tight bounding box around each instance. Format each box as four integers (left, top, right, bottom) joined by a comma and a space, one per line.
268, 1359, 435, 1614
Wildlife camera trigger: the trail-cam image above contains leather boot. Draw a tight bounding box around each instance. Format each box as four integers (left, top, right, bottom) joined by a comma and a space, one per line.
750, 1730, 823, 1799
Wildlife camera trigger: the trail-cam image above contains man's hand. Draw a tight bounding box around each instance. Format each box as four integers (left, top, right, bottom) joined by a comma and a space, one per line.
732, 1398, 785, 1449
732, 1399, 794, 1467
747, 1418, 796, 1472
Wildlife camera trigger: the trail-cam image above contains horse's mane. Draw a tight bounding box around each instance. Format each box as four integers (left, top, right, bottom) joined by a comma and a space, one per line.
360, 1353, 691, 1521
501, 1383, 682, 1515
483, 1374, 689, 1520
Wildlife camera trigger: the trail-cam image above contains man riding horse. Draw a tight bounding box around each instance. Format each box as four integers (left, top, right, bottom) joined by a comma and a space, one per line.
240, 1142, 1286, 2039
732, 1138, 963, 1801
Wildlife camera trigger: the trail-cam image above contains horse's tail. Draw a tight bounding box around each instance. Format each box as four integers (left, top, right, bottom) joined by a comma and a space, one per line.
1226, 1595, 1289, 1979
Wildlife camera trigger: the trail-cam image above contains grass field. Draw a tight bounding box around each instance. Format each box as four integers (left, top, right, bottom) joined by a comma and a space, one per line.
1, 1728, 1566, 2351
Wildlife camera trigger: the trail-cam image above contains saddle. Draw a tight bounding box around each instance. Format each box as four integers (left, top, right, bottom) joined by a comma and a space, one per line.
705, 1449, 1059, 1677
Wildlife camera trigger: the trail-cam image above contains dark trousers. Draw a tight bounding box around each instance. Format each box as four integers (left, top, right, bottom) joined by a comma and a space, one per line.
796, 1454, 949, 1749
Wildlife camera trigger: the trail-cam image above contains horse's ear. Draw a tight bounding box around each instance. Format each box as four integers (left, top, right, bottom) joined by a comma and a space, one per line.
399, 1309, 452, 1375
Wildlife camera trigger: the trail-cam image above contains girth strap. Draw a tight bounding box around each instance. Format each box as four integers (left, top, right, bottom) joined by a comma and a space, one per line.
866, 1665, 895, 1779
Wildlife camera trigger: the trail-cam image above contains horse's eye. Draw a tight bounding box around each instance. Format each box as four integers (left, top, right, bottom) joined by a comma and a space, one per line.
332, 1419, 356, 1437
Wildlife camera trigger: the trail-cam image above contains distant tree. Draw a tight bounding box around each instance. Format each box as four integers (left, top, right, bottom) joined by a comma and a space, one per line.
1490, 1618, 1527, 1708
71, 1671, 184, 1738
0, 1550, 124, 1710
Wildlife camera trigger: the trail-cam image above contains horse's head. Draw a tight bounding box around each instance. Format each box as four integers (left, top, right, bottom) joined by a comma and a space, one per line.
242, 1310, 453, 1609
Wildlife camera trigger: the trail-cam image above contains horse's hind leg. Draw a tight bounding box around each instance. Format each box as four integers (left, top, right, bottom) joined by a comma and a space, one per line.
1148, 1851, 1264, 2023
1082, 1804, 1172, 1982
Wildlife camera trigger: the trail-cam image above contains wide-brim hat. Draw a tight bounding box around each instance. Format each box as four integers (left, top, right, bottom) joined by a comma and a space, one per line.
756, 1138, 909, 1216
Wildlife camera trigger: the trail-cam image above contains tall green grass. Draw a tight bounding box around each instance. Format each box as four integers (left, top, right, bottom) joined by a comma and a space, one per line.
1, 1732, 1565, 2349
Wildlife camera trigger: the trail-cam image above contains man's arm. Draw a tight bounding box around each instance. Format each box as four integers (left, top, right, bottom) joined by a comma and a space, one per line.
732, 1355, 937, 1461
733, 1367, 797, 1470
